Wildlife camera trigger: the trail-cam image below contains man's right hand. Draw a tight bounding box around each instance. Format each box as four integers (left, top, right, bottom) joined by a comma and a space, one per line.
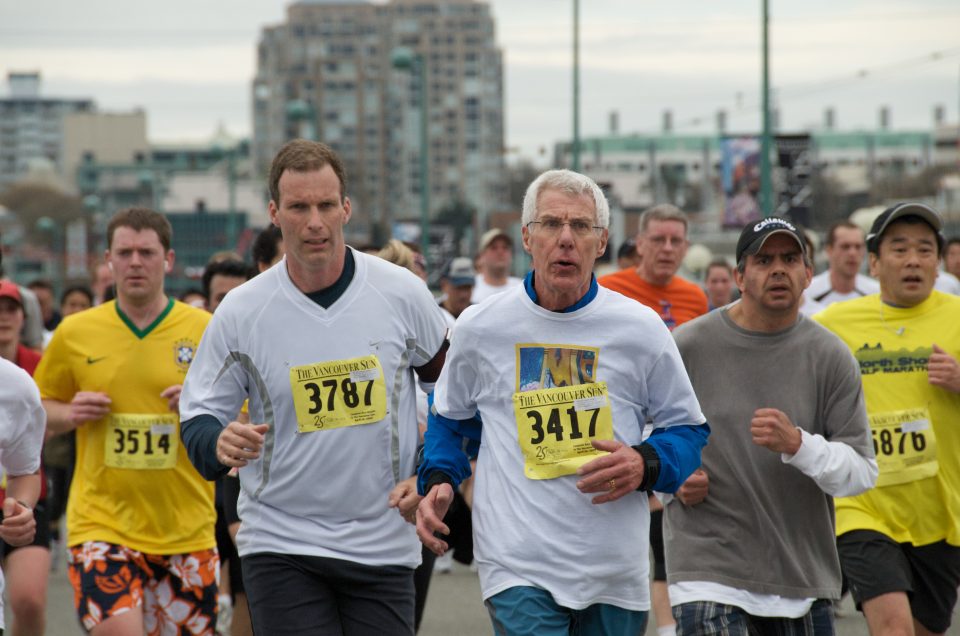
416, 483, 454, 555
216, 421, 269, 468
69, 391, 111, 426
675, 468, 708, 506
0, 497, 36, 547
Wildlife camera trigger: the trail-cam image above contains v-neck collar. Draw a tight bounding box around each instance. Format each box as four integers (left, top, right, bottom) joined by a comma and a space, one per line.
115, 297, 175, 340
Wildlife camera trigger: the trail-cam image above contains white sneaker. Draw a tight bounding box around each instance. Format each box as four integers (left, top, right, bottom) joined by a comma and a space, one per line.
434, 552, 453, 574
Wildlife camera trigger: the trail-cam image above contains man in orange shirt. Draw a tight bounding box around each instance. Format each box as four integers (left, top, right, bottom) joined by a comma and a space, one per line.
599, 203, 708, 636
600, 204, 708, 329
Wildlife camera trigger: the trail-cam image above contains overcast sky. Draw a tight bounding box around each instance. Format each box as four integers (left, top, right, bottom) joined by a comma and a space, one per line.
2, 0, 959, 163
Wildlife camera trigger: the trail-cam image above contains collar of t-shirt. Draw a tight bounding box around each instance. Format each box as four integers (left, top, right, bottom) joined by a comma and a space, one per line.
304, 247, 356, 309
523, 270, 598, 313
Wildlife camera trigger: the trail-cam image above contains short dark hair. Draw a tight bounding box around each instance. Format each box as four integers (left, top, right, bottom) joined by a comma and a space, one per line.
252, 225, 283, 268
60, 284, 94, 307
27, 279, 54, 293
201, 259, 252, 298
946, 236, 960, 250
268, 139, 347, 205
107, 207, 173, 252
825, 220, 862, 247
705, 258, 732, 278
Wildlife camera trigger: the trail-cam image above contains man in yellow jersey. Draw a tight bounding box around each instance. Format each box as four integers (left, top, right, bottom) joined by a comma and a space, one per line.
816, 202, 960, 636
35, 207, 216, 635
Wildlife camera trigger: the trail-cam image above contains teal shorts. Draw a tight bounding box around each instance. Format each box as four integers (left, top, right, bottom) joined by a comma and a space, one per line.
485, 585, 647, 636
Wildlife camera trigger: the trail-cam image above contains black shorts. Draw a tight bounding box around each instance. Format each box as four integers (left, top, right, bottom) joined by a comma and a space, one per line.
242, 552, 415, 635
838, 529, 960, 634
1, 501, 51, 556
215, 477, 244, 597
649, 508, 666, 581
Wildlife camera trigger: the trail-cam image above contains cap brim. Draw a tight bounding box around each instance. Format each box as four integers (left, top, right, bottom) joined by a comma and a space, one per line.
446, 277, 475, 287
868, 203, 943, 250
742, 229, 805, 259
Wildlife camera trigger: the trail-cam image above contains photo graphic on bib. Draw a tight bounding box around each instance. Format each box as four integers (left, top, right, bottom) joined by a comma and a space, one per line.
514, 344, 611, 479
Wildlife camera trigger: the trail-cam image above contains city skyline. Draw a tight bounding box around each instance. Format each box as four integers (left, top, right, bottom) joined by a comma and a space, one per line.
2, 0, 959, 163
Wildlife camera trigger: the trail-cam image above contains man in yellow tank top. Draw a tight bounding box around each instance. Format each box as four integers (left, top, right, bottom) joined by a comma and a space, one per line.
35, 208, 216, 635
816, 203, 960, 636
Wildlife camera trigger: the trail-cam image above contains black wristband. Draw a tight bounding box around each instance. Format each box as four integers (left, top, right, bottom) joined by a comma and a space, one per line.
632, 443, 661, 492
425, 471, 455, 493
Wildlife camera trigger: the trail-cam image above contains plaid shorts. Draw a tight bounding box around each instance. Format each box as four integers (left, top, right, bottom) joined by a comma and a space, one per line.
68, 541, 219, 635
673, 599, 833, 636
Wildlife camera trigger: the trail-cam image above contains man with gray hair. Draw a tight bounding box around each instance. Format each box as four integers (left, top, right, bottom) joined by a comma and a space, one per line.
416, 169, 709, 635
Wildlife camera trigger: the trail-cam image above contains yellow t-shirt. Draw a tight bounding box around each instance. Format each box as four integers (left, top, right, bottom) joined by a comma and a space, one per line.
815, 291, 960, 546
35, 299, 215, 554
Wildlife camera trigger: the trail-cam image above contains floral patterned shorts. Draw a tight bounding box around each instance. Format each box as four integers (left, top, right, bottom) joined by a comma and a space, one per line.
68, 541, 219, 635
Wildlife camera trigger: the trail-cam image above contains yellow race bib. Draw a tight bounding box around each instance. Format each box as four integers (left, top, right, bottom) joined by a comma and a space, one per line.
290, 355, 387, 433
104, 413, 179, 470
870, 407, 938, 487
513, 382, 613, 480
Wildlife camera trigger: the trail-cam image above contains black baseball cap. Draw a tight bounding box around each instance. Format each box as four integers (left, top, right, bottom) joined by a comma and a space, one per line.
866, 202, 945, 254
735, 217, 806, 264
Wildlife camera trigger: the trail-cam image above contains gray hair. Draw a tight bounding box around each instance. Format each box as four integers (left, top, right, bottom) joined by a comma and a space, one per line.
521, 170, 610, 228
638, 204, 688, 236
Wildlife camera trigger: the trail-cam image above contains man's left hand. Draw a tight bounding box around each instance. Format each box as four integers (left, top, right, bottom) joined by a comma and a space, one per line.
929, 344, 960, 393
750, 408, 801, 455
576, 440, 644, 504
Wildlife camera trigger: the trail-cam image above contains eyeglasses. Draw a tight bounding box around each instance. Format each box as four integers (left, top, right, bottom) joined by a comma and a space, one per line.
527, 219, 603, 237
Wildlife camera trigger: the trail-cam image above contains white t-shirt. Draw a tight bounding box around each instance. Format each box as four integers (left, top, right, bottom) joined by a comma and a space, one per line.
807, 270, 879, 305
180, 250, 448, 568
471, 274, 523, 304
934, 271, 960, 295
433, 284, 705, 611
0, 359, 45, 630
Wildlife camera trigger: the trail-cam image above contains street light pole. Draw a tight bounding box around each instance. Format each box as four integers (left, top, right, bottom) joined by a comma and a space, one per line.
392, 47, 431, 263
572, 0, 581, 172
759, 0, 774, 217
417, 55, 430, 262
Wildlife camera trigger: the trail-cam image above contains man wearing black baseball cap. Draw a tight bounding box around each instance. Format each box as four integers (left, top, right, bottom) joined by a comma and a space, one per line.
816, 202, 960, 635
667, 217, 876, 633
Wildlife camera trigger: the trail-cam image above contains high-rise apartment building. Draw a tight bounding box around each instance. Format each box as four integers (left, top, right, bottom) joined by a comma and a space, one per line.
0, 72, 94, 191
252, 0, 505, 243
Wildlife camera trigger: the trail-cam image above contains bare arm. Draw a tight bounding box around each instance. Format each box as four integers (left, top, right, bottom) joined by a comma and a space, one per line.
42, 391, 111, 435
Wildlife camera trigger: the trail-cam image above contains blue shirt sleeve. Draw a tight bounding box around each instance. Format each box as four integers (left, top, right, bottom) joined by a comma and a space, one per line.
180, 414, 230, 480
645, 422, 710, 493
417, 393, 482, 495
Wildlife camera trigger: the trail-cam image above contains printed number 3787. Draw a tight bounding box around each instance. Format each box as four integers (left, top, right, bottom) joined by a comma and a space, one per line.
303, 378, 373, 413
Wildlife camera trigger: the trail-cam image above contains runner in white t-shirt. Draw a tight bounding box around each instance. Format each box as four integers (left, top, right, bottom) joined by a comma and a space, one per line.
807, 220, 879, 305
416, 169, 709, 636
0, 357, 45, 633
180, 140, 448, 636
472, 228, 522, 303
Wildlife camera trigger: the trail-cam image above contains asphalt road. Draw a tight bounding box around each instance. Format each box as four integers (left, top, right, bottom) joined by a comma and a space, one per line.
23, 550, 960, 634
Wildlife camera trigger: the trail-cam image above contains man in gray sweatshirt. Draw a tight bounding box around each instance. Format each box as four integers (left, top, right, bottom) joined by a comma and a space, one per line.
665, 217, 878, 635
